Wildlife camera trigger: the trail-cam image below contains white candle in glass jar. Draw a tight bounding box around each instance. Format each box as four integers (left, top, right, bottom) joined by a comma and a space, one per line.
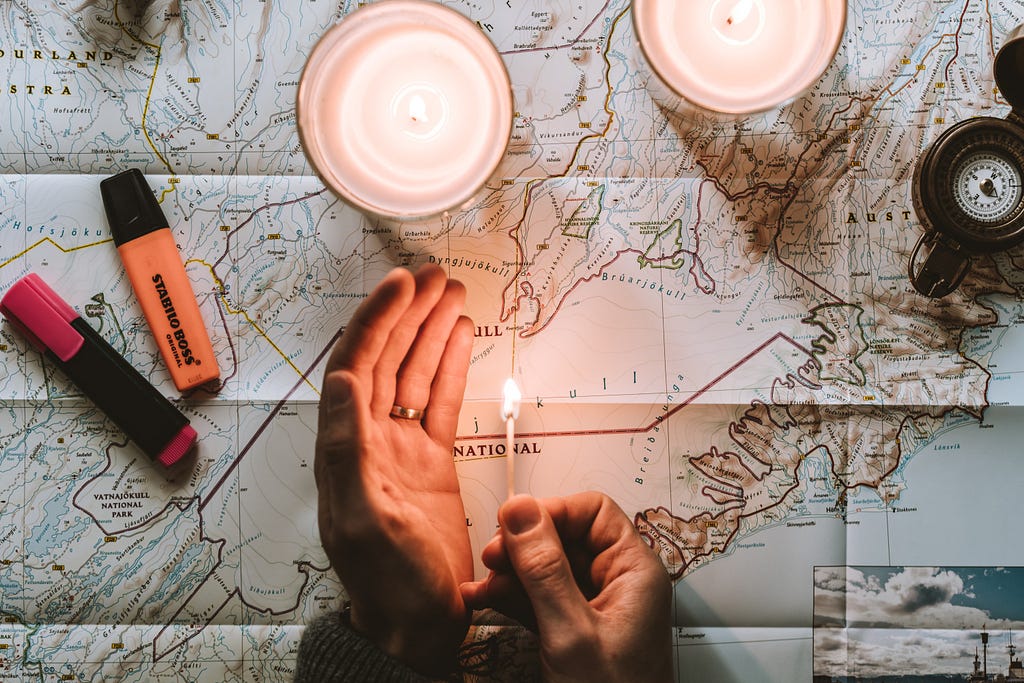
297, 0, 513, 219
633, 0, 846, 116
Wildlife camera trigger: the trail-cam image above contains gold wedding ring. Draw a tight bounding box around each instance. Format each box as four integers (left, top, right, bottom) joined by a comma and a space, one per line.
389, 404, 426, 420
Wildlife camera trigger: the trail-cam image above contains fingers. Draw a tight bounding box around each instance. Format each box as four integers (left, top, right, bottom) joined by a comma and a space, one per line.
369, 265, 449, 415
393, 279, 467, 410
479, 492, 635, 571
324, 267, 414, 386
494, 495, 592, 633
478, 531, 511, 573
474, 492, 662, 606
545, 492, 669, 596
459, 571, 537, 631
314, 370, 373, 548
422, 315, 474, 445
315, 370, 360, 479
325, 264, 471, 423
544, 491, 642, 559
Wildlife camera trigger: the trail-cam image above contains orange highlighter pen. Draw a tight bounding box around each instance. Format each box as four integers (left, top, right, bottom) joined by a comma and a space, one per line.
101, 169, 220, 391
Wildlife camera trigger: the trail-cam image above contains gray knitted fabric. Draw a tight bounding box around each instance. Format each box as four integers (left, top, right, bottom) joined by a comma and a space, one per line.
294, 612, 433, 683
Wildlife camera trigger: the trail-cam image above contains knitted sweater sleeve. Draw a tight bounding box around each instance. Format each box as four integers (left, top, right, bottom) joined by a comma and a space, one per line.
294, 612, 433, 683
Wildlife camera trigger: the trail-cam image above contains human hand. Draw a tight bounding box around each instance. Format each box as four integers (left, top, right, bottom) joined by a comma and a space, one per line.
315, 264, 474, 676
460, 493, 673, 683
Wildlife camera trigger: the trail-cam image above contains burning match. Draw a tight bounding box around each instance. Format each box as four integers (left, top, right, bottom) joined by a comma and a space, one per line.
501, 377, 522, 500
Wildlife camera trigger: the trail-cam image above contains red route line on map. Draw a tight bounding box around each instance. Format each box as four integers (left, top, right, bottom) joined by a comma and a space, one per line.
197, 327, 342, 514
70, 327, 342, 536
156, 331, 811, 656
64, 315, 814, 657
457, 331, 816, 443
72, 7, 994, 649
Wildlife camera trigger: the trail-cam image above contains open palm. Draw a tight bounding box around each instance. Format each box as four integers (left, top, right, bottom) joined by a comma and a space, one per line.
315, 264, 474, 676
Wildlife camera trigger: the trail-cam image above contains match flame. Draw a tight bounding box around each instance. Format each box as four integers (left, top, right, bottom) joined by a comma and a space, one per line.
501, 378, 522, 421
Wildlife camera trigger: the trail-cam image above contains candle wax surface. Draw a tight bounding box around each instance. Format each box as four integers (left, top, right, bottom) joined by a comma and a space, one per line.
299, 2, 512, 218
635, 0, 845, 114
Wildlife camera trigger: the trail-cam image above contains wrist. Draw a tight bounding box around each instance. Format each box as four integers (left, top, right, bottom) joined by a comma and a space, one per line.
348, 602, 465, 678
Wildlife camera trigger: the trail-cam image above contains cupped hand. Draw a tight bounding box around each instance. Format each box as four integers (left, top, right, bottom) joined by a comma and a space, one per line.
315, 264, 474, 676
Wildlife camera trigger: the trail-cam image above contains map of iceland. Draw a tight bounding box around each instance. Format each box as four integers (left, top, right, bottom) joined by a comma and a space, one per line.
2, 0, 1024, 681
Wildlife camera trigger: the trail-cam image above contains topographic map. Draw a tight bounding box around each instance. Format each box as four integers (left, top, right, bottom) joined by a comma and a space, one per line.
1, 0, 1024, 680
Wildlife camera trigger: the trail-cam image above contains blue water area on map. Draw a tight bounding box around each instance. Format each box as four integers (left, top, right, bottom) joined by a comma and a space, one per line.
676, 515, 847, 628
24, 489, 93, 557
884, 404, 1024, 568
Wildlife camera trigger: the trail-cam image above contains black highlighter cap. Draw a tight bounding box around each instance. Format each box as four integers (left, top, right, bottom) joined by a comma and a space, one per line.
100, 168, 170, 247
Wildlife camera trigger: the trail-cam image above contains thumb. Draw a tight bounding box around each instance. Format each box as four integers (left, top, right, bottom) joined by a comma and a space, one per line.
499, 495, 591, 632
319, 370, 351, 424
316, 370, 363, 480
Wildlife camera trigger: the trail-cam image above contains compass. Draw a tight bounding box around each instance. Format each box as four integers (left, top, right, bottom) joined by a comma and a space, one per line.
909, 24, 1024, 298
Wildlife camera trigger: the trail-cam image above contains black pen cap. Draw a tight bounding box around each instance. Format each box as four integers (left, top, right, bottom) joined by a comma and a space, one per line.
101, 169, 170, 246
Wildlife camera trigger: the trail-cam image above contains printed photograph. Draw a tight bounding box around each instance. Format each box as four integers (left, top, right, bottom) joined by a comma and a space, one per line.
813, 566, 1024, 682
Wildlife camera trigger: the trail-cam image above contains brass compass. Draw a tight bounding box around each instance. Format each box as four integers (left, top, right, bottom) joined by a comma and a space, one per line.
910, 24, 1024, 297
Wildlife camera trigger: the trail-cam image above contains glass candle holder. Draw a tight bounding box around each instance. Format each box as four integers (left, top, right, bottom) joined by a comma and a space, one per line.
297, 0, 514, 221
633, 0, 846, 118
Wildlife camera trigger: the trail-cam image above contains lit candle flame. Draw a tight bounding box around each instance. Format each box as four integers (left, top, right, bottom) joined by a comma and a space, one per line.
727, 0, 754, 24
713, 0, 765, 46
408, 94, 429, 123
501, 377, 521, 420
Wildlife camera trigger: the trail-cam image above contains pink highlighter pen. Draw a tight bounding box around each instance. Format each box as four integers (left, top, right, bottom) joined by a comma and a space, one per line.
0, 273, 197, 467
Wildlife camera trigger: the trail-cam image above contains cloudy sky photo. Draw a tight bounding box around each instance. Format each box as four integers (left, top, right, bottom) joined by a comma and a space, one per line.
814, 566, 1024, 678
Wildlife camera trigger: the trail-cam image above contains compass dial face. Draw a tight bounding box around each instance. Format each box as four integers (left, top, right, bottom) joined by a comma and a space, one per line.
914, 118, 1024, 250
952, 150, 1023, 223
